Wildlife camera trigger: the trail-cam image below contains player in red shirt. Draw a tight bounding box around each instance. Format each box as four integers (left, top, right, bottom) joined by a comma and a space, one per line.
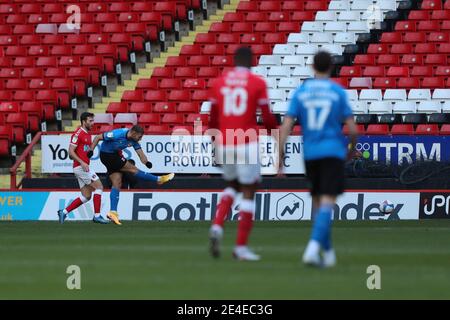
208, 47, 278, 260
57, 112, 108, 224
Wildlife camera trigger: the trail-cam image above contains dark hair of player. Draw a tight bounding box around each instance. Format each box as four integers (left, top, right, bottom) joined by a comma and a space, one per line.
130, 125, 144, 135
234, 46, 253, 69
80, 112, 94, 124
313, 51, 333, 74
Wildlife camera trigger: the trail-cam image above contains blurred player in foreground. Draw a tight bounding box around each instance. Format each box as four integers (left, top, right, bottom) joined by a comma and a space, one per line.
90, 125, 174, 225
57, 112, 108, 224
208, 47, 278, 261
278, 51, 358, 267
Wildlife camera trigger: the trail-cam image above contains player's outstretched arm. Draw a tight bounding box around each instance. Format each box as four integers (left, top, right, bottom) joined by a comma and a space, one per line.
90, 134, 103, 151
135, 148, 152, 169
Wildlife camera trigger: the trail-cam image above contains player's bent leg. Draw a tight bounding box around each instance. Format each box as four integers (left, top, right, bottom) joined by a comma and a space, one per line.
58, 193, 89, 224
89, 181, 109, 224
121, 161, 174, 185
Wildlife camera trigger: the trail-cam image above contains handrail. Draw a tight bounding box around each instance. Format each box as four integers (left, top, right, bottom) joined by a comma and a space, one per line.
10, 132, 42, 190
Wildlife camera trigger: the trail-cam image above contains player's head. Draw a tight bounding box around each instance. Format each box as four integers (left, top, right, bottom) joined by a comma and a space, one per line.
234, 46, 253, 69
128, 125, 144, 142
313, 51, 333, 77
80, 112, 94, 131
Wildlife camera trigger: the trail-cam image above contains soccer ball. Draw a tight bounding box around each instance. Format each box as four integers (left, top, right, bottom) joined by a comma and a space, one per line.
379, 200, 394, 214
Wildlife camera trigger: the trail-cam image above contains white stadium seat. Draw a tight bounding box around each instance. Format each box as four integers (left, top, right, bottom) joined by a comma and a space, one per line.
351, 0, 373, 11
329, 1, 350, 11
305, 55, 315, 65
269, 89, 287, 102
443, 101, 450, 113
251, 66, 268, 77
282, 55, 305, 67
432, 89, 450, 102
268, 66, 292, 77
273, 101, 288, 113
115, 113, 137, 125
408, 89, 432, 101
347, 21, 370, 33
417, 101, 442, 114
200, 101, 211, 113
259, 55, 282, 66
265, 77, 278, 89
346, 89, 359, 101
334, 32, 356, 44
384, 89, 407, 102
309, 33, 333, 44
368, 101, 392, 114
296, 44, 319, 55
350, 100, 368, 114
278, 77, 301, 89
94, 113, 113, 125
273, 44, 296, 56
301, 21, 324, 33
359, 89, 382, 101
319, 44, 343, 55
292, 66, 314, 78
338, 11, 360, 22
324, 22, 347, 32
393, 101, 417, 114
287, 33, 309, 45
378, 0, 398, 11
315, 11, 337, 21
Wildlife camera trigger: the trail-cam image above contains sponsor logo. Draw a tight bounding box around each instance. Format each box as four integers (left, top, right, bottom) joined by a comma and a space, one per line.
420, 193, 450, 219
333, 194, 403, 220
276, 193, 304, 220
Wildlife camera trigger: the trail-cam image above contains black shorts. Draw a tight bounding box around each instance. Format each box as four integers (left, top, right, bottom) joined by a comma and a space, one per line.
100, 151, 127, 175
304, 157, 345, 196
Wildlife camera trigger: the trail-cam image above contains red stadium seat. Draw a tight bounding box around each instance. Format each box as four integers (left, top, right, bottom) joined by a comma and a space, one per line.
401, 54, 423, 65
440, 124, 450, 135
107, 102, 128, 115
189, 55, 210, 67
139, 114, 160, 125
202, 44, 225, 56
438, 43, 450, 53
183, 79, 206, 89
391, 44, 413, 54
387, 66, 409, 77
168, 90, 190, 102
417, 20, 441, 31
366, 124, 390, 135
210, 22, 231, 33
136, 79, 158, 90
367, 43, 389, 54
421, 77, 445, 88
123, 90, 144, 102
177, 102, 200, 113
380, 32, 402, 43
144, 124, 170, 134
403, 32, 427, 43
340, 66, 362, 77
377, 54, 400, 65
416, 124, 439, 135
391, 124, 415, 135
263, 33, 286, 44
414, 43, 437, 54
186, 114, 208, 124
174, 67, 197, 78
161, 113, 184, 125
421, 0, 442, 10
129, 102, 152, 113
144, 90, 167, 102
363, 66, 385, 77
435, 66, 450, 77
154, 102, 176, 113
353, 55, 376, 65
180, 45, 202, 56
159, 78, 182, 89
408, 10, 431, 20
395, 21, 416, 32
428, 32, 449, 43
397, 77, 420, 89
425, 54, 447, 65
373, 78, 396, 89
152, 67, 174, 79
411, 66, 433, 77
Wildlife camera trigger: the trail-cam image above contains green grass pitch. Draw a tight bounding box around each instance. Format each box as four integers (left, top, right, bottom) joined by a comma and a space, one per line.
0, 220, 449, 299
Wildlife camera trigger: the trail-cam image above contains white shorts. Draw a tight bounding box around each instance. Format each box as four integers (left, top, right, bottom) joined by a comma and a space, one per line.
216, 142, 261, 185
74, 166, 100, 188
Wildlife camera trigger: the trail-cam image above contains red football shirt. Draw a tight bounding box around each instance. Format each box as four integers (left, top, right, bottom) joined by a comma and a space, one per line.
209, 67, 277, 145
69, 126, 91, 168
